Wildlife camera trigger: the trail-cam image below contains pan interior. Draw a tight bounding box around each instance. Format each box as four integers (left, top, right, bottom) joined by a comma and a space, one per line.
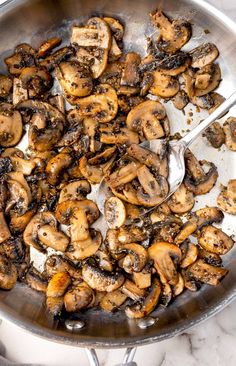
0, 0, 235, 348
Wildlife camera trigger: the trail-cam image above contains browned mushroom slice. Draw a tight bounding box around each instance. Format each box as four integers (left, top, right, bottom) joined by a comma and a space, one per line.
23, 211, 57, 252
182, 69, 195, 99
191, 95, 214, 110
148, 241, 182, 284
223, 117, 236, 151
180, 242, 198, 268
120, 52, 141, 88
10, 208, 36, 234
55, 199, 99, 225
217, 180, 236, 215
38, 37, 62, 58
140, 72, 154, 96
0, 254, 17, 290
72, 17, 111, 78
100, 126, 139, 146
151, 10, 191, 53
46, 153, 72, 185
46, 271, 71, 298
204, 122, 225, 148
19, 66, 52, 97
117, 225, 149, 244
198, 225, 234, 255
172, 273, 184, 297
184, 150, 205, 181
198, 248, 222, 267
0, 211, 11, 244
76, 84, 118, 123
118, 243, 148, 274
0, 104, 23, 147
125, 278, 161, 319
82, 262, 124, 292
208, 92, 226, 114
0, 75, 12, 98
185, 259, 228, 286
105, 197, 126, 229
70, 208, 89, 242
79, 154, 115, 184
12, 78, 28, 105
189, 43, 219, 69
132, 270, 152, 289
46, 296, 64, 316
10, 155, 36, 175
190, 206, 224, 229
95, 249, 113, 272
5, 43, 36, 75
194, 64, 221, 97
157, 52, 190, 76
126, 100, 167, 140
37, 224, 69, 252
137, 165, 169, 207
167, 184, 195, 214
106, 161, 140, 188
172, 90, 189, 110
150, 71, 179, 98
184, 161, 218, 196
66, 229, 102, 261
127, 144, 162, 172
6, 173, 32, 215
88, 146, 116, 165
64, 282, 95, 312
25, 267, 48, 292
59, 180, 91, 203
100, 289, 127, 312
45, 255, 82, 279
174, 221, 198, 245
108, 37, 122, 62
121, 279, 146, 301
40, 46, 74, 71
56, 61, 93, 98
103, 17, 124, 41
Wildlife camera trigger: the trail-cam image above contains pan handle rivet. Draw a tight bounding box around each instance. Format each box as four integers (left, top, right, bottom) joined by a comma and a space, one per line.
65, 319, 85, 331
137, 317, 156, 329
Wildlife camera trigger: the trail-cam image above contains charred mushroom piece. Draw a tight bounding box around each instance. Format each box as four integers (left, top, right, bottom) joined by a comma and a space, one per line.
180, 242, 198, 268
120, 52, 141, 89
125, 278, 161, 319
25, 267, 48, 292
185, 259, 228, 286
46, 271, 71, 298
100, 289, 127, 312
58, 180, 91, 203
19, 66, 52, 97
194, 64, 221, 97
126, 100, 167, 140
198, 225, 234, 255
66, 229, 102, 261
105, 197, 126, 229
0, 104, 23, 147
56, 61, 93, 98
190, 206, 224, 229
148, 241, 182, 284
150, 71, 179, 98
151, 10, 191, 54
204, 122, 225, 148
76, 84, 118, 123
167, 183, 195, 214
5, 43, 36, 75
0, 254, 17, 290
174, 221, 197, 245
217, 179, 236, 215
103, 17, 124, 41
55, 199, 99, 225
45, 255, 82, 279
172, 90, 189, 110
64, 282, 95, 312
118, 243, 148, 274
38, 37, 62, 58
189, 43, 219, 69
82, 262, 125, 292
40, 46, 74, 71
46, 153, 72, 185
223, 117, 236, 151
198, 248, 222, 266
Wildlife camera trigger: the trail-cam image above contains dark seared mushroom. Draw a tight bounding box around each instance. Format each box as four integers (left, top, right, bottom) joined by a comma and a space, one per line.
0, 211, 11, 244
118, 243, 148, 274
0, 254, 17, 290
149, 71, 179, 98
121, 279, 146, 301
79, 154, 115, 184
64, 282, 95, 312
189, 43, 219, 69
82, 262, 125, 292
103, 17, 124, 41
55, 199, 99, 225
45, 255, 82, 279
198, 225, 234, 255
0, 237, 24, 262
0, 104, 23, 147
198, 248, 222, 266
189, 206, 224, 229
172, 90, 189, 110
204, 122, 225, 148
40, 46, 74, 71
6, 171, 32, 215
19, 66, 52, 97
194, 64, 221, 97
46, 153, 72, 185
5, 43, 36, 75
38, 37, 62, 58
117, 225, 149, 244
119, 52, 141, 94
58, 180, 91, 203
151, 10, 191, 54
217, 179, 236, 215
167, 183, 195, 214
185, 259, 228, 286
25, 267, 48, 292
223, 117, 236, 151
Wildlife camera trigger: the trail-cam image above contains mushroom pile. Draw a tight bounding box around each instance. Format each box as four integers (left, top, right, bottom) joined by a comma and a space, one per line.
0, 10, 235, 320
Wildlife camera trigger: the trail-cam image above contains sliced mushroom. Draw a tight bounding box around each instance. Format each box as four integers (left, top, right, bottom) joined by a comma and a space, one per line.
0, 75, 12, 98
37, 224, 69, 252
59, 180, 91, 203
167, 183, 195, 214
172, 90, 189, 110
151, 10, 191, 53
55, 199, 99, 225
38, 37, 62, 58
121, 279, 146, 301
0, 104, 23, 147
64, 282, 95, 312
105, 197, 126, 229
217, 179, 236, 215
174, 221, 197, 245
198, 248, 222, 266
0, 211, 11, 244
127, 144, 162, 172
45, 255, 82, 279
6, 172, 32, 215
137, 165, 169, 207
106, 160, 140, 188
46, 153, 72, 185
120, 52, 141, 88
126, 100, 167, 140
71, 17, 111, 78
118, 243, 148, 274
56, 61, 93, 97
103, 17, 124, 41
148, 241, 182, 284
223, 117, 236, 151
198, 225, 234, 255
95, 249, 113, 272
100, 289, 127, 312
189, 43, 219, 69
10, 207, 37, 234
19, 66, 52, 97
190, 206, 224, 229
76, 84, 118, 123
180, 242, 198, 268
125, 278, 161, 319
5, 43, 36, 75
10, 156, 36, 175
46, 271, 71, 297
185, 259, 228, 286
79, 154, 115, 184
25, 267, 48, 292
23, 211, 57, 252
46, 296, 64, 316
100, 127, 139, 145
66, 229, 102, 261
194, 64, 221, 97
208, 92, 226, 114
132, 270, 152, 289
82, 262, 124, 292
150, 71, 179, 98
117, 225, 149, 244
40, 46, 74, 71
0, 254, 17, 290
204, 121, 225, 148
0, 237, 24, 262
108, 37, 122, 62
88, 146, 117, 165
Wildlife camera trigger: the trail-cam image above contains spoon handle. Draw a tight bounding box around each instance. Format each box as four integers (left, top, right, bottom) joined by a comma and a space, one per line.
180, 91, 236, 147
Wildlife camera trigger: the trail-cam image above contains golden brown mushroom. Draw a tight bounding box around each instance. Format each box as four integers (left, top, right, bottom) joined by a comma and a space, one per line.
223, 117, 236, 151
198, 225, 234, 255
0, 254, 17, 290
0, 104, 23, 147
217, 180, 236, 215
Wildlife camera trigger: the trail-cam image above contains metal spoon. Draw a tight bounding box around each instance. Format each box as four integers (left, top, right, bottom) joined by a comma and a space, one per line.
97, 91, 236, 214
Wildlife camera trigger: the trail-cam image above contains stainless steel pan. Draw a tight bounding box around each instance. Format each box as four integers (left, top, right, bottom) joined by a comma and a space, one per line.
0, 0, 236, 365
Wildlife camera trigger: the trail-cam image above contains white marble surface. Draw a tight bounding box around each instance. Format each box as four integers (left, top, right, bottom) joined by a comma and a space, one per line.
0, 1, 236, 366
